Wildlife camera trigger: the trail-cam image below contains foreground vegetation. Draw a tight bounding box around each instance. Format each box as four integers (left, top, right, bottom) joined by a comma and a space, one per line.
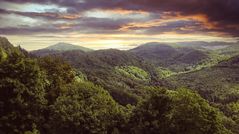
0, 37, 239, 133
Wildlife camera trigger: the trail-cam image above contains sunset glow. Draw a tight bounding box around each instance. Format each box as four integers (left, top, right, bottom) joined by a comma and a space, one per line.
0, 0, 238, 50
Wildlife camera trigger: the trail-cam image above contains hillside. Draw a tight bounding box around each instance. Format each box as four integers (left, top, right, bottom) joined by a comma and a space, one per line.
165, 55, 239, 133
0, 37, 29, 57
218, 43, 239, 57
38, 49, 159, 105
130, 42, 211, 72
219, 55, 239, 67
0, 37, 15, 51
46, 42, 93, 52
31, 42, 92, 56
167, 55, 239, 104
174, 41, 237, 50
175, 41, 239, 57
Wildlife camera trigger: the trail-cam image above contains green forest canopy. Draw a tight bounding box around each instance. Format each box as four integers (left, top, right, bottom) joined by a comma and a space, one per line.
0, 37, 239, 134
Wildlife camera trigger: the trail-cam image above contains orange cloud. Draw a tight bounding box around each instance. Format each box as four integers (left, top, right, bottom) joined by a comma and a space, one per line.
176, 14, 217, 29
119, 12, 222, 33
159, 12, 218, 30
119, 20, 162, 31
59, 14, 81, 19
55, 23, 76, 30
105, 8, 149, 15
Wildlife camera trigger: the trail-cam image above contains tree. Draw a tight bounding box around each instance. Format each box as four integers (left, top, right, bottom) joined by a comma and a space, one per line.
0, 50, 47, 133
169, 89, 230, 134
38, 56, 75, 104
47, 81, 127, 134
128, 88, 231, 134
128, 88, 173, 134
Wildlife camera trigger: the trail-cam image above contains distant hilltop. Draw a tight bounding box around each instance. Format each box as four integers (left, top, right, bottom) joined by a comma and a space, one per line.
43, 42, 93, 52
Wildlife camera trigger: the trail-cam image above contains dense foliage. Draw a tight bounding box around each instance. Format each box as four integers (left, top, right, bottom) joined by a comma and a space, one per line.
129, 43, 210, 72
1, 37, 239, 133
166, 56, 239, 133
0, 48, 47, 133
34, 49, 159, 106
128, 88, 230, 134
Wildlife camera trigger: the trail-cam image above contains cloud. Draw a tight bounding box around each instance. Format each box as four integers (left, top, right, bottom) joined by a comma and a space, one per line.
0, 27, 59, 35
0, 16, 131, 35
125, 0, 239, 36
1, 0, 239, 36
0, 8, 81, 20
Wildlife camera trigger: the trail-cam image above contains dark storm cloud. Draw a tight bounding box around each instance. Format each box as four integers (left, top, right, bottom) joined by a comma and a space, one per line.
4, 0, 238, 24
126, 0, 239, 36
128, 0, 239, 22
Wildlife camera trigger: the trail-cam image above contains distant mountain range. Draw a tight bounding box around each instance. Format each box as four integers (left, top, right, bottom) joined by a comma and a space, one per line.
28, 39, 239, 105
31, 40, 239, 72
31, 42, 211, 72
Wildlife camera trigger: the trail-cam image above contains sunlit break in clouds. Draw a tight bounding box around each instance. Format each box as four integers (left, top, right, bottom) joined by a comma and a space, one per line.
0, 0, 239, 50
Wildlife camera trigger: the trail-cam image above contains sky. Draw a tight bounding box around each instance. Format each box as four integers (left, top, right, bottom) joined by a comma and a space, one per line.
0, 0, 239, 50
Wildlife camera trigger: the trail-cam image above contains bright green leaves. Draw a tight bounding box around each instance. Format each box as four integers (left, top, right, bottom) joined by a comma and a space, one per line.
115, 66, 150, 81
156, 67, 176, 78
0, 48, 7, 63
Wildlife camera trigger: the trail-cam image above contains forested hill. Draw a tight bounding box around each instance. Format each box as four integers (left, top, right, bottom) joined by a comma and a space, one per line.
44, 42, 93, 52
218, 55, 239, 67
129, 42, 211, 72
34, 49, 160, 105
1, 37, 238, 134
0, 37, 14, 49
31, 42, 92, 57
167, 55, 239, 103
0, 37, 16, 53
167, 55, 239, 133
